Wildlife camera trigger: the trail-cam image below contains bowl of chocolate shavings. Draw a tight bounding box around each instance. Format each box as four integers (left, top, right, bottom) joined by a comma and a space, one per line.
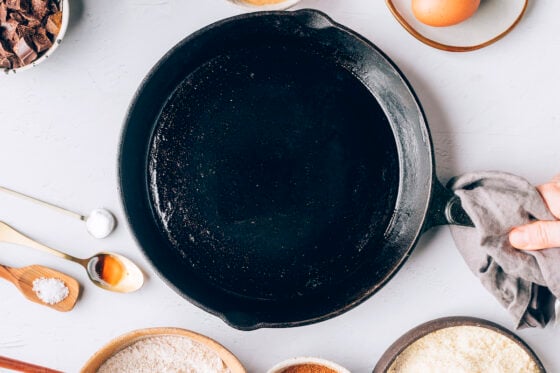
0, 0, 69, 73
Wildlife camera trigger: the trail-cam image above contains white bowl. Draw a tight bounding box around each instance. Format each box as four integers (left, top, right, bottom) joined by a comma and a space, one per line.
5, 0, 70, 74
227, 0, 301, 11
267, 357, 351, 373
386, 0, 528, 52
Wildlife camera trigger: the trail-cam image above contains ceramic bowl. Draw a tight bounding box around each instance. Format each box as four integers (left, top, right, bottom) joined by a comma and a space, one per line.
5, 0, 70, 74
373, 316, 546, 372
386, 0, 528, 52
226, 0, 301, 11
80, 327, 246, 373
267, 357, 351, 373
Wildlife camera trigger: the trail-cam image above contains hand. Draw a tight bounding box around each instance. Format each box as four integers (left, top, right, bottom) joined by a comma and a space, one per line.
509, 175, 560, 250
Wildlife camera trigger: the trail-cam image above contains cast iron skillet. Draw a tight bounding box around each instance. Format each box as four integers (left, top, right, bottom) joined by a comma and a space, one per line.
119, 9, 473, 330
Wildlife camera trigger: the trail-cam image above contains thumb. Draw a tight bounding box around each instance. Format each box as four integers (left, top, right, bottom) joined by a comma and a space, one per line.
509, 221, 560, 250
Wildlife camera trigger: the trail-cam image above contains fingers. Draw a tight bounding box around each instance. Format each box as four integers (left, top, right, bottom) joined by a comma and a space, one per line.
551, 174, 560, 184
537, 178, 560, 219
509, 221, 560, 250
508, 174, 560, 251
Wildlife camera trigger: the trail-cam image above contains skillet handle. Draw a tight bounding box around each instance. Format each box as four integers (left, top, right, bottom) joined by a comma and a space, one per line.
291, 9, 336, 30
423, 179, 474, 232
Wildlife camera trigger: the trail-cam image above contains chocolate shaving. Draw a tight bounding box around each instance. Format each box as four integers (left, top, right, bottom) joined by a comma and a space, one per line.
30, 0, 47, 19
1, 19, 20, 48
20, 9, 40, 22
8, 10, 23, 22
14, 36, 36, 63
0, 3, 7, 23
0, 57, 10, 67
31, 27, 49, 52
0, 40, 10, 56
0, 0, 62, 69
16, 23, 33, 38
47, 0, 56, 12
45, 10, 60, 35
7, 54, 21, 68
5, 0, 21, 11
23, 17, 40, 28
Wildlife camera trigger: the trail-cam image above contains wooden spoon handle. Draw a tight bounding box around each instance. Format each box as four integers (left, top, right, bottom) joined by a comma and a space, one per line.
0, 264, 15, 283
0, 355, 63, 373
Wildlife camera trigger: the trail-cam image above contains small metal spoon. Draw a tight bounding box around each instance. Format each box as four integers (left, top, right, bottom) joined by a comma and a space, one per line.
0, 185, 116, 239
0, 221, 144, 293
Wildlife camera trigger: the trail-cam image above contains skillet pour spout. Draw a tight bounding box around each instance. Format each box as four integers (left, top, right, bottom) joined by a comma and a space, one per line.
120, 9, 473, 330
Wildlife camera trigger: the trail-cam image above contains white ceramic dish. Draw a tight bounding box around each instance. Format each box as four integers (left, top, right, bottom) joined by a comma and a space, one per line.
267, 357, 351, 373
386, 0, 528, 52
4, 0, 70, 74
227, 0, 301, 11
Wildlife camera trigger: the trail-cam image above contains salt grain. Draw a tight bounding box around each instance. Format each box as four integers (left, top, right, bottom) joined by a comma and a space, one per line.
97, 335, 231, 373
32, 277, 69, 305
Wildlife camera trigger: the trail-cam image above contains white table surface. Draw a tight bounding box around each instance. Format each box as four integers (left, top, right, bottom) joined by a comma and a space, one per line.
1, 0, 559, 372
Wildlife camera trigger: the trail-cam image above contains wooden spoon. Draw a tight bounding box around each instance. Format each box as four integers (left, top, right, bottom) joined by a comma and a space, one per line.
0, 355, 63, 373
0, 264, 79, 312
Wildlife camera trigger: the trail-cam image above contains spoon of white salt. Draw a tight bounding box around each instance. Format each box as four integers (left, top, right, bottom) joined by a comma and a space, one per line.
0, 185, 116, 239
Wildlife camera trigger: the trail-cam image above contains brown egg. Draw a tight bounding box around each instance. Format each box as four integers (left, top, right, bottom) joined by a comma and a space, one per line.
412, 0, 481, 27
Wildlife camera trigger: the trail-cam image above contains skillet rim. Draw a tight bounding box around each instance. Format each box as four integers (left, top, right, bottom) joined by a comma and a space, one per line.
118, 9, 435, 330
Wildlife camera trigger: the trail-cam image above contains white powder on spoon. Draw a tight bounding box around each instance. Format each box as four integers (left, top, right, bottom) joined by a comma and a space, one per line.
388, 325, 540, 373
32, 277, 69, 305
86, 208, 116, 239
97, 335, 231, 373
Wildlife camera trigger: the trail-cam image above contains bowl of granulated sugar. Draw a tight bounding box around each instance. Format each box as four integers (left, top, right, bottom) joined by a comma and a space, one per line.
81, 327, 246, 373
374, 316, 546, 373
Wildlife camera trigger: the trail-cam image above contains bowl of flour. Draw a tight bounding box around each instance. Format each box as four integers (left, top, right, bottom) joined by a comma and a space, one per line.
81, 327, 246, 373
374, 316, 545, 373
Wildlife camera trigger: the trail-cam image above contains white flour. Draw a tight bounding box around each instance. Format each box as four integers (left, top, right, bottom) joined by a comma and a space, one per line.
388, 326, 540, 373
86, 208, 116, 239
97, 335, 231, 373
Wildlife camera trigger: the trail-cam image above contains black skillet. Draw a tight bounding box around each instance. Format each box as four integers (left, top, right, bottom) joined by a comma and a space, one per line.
119, 9, 473, 330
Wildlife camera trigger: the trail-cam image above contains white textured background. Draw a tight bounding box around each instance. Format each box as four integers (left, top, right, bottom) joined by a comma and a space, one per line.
1, 0, 559, 372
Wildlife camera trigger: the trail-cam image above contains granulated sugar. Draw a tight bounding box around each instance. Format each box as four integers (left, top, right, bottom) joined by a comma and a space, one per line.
388, 326, 540, 373
97, 335, 230, 373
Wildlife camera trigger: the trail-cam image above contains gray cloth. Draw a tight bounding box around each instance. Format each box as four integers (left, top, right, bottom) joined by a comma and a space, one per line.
449, 171, 560, 329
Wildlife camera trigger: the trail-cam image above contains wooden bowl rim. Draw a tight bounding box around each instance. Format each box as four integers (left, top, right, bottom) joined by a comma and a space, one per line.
80, 327, 246, 373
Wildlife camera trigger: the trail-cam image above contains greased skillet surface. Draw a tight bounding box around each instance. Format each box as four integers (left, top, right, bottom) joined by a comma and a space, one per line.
148, 41, 399, 301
